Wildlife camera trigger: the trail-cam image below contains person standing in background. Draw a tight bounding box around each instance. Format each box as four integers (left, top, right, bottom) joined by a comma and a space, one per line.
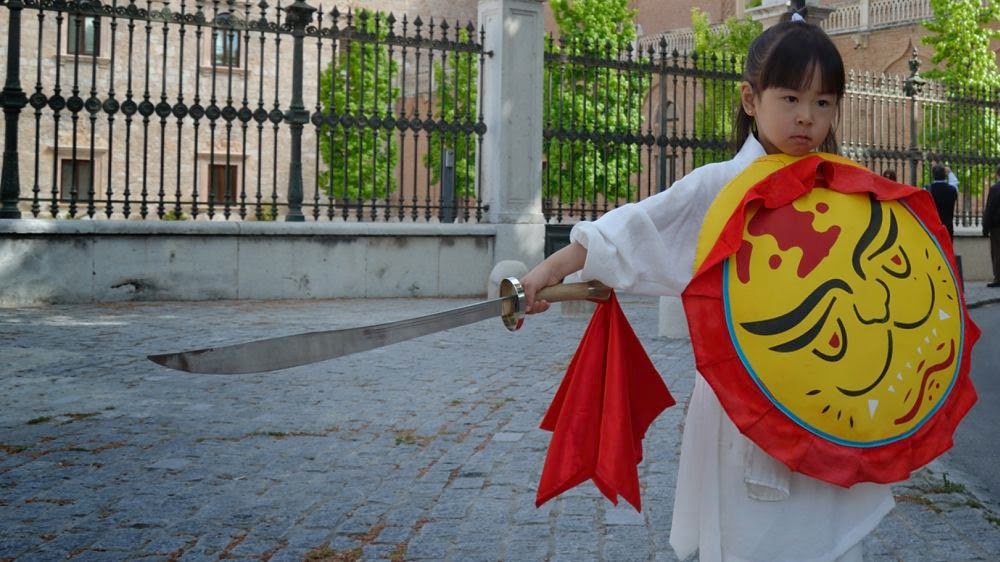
927, 164, 957, 240
983, 164, 1000, 287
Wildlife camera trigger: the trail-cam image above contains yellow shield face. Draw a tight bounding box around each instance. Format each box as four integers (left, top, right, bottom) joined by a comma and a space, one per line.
725, 187, 963, 446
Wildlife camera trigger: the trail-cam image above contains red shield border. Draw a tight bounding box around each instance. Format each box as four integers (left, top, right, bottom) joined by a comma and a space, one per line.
681, 155, 980, 487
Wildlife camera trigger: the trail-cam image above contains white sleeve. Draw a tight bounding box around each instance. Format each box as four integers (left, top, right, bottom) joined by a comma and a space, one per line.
569, 164, 726, 297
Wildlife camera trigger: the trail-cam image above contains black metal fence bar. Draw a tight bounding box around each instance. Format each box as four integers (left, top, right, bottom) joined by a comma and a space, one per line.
0, 0, 487, 222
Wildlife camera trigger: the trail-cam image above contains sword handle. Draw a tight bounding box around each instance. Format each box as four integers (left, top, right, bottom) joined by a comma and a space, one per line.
499, 277, 612, 332
536, 280, 612, 303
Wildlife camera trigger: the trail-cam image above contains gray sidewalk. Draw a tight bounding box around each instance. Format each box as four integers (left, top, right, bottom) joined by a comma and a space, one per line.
1, 284, 999, 561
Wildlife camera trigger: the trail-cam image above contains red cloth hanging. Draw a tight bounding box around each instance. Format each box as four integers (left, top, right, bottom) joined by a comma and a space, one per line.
536, 292, 675, 511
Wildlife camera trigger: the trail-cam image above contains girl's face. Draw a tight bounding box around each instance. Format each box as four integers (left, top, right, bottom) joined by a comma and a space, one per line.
740, 65, 839, 156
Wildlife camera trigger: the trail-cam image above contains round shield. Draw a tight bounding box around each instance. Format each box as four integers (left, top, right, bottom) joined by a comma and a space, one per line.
682, 153, 980, 487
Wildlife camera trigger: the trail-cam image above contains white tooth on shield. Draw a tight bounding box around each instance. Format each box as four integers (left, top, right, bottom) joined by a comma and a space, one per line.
869, 400, 878, 418
888, 385, 895, 393
939, 309, 951, 321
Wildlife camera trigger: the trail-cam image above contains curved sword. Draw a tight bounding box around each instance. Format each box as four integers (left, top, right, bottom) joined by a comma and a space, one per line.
148, 278, 611, 374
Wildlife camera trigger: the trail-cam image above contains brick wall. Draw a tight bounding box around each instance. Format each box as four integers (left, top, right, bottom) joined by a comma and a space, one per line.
830, 24, 934, 76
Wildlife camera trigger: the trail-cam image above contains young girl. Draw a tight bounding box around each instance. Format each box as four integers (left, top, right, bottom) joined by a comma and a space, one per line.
521, 20, 893, 562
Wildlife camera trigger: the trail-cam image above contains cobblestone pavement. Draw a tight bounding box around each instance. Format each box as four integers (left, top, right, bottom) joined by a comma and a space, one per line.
2, 283, 1000, 561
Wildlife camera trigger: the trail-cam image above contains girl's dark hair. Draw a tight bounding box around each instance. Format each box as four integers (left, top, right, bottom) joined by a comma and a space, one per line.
735, 20, 846, 153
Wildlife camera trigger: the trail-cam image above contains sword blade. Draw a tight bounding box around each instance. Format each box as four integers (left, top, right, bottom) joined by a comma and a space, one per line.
148, 297, 509, 374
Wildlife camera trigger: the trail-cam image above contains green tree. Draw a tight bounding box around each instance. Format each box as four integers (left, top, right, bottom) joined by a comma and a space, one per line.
543, 0, 646, 204
690, 8, 760, 165
318, 10, 400, 200
424, 27, 479, 198
919, 0, 1000, 197
922, 0, 1000, 89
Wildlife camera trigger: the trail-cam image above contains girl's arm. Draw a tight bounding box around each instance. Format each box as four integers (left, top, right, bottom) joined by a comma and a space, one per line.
520, 241, 588, 313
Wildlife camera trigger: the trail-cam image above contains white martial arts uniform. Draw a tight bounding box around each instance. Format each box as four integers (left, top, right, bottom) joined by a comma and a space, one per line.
570, 136, 895, 562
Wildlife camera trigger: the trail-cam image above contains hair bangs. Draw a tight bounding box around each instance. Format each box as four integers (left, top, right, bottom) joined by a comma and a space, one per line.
758, 27, 845, 98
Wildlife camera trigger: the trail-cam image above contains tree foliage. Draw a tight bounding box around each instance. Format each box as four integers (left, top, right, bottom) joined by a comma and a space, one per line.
690, 8, 761, 165
691, 8, 761, 57
318, 11, 400, 200
919, 0, 1000, 196
543, 0, 646, 204
922, 0, 1000, 89
550, 0, 636, 46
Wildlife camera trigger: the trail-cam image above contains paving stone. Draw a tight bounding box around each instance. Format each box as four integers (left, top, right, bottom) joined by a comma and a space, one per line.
447, 547, 506, 562
492, 432, 524, 442
0, 536, 35, 558
403, 534, 450, 560
89, 527, 151, 551
553, 530, 599, 553
604, 526, 656, 561
430, 498, 471, 519
554, 514, 595, 533
1, 293, 999, 562
505, 537, 552, 561
605, 503, 646, 526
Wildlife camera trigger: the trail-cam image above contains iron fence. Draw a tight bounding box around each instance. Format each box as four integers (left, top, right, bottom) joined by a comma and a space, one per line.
543, 36, 741, 224
542, 39, 1000, 230
0, 0, 487, 221
3, 1, 998, 229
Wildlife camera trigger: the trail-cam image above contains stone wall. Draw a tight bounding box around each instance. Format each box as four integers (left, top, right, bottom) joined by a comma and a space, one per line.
0, 220, 495, 304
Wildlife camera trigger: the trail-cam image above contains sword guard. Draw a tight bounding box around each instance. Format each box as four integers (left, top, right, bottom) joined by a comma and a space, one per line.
500, 277, 613, 332
500, 277, 527, 331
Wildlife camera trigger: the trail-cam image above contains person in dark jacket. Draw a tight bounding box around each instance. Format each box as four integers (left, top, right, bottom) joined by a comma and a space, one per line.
983, 164, 1000, 287
927, 164, 957, 240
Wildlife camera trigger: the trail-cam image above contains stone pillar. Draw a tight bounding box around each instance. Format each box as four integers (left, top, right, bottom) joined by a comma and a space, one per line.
478, 0, 546, 273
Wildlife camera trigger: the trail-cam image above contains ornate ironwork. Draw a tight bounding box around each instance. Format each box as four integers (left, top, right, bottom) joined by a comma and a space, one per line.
1, 0, 488, 222
541, 37, 1000, 232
